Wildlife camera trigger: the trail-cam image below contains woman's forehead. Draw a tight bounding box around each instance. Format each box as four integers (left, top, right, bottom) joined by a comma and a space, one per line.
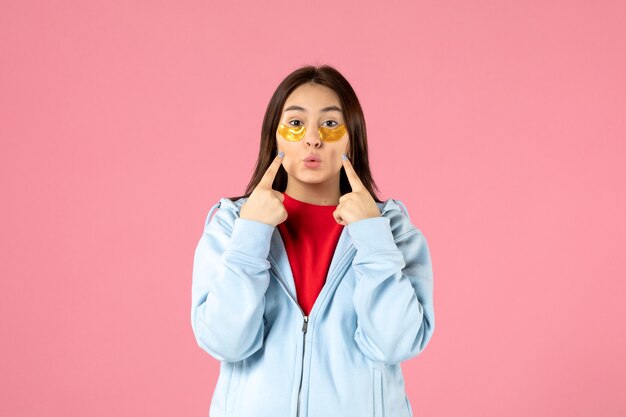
283, 84, 342, 112
283, 104, 343, 114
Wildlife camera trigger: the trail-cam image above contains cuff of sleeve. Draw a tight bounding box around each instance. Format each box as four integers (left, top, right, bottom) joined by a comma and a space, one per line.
346, 216, 397, 256
227, 218, 275, 259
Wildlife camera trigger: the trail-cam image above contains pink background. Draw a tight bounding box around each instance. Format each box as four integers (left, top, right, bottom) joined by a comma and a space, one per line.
1, 1, 625, 416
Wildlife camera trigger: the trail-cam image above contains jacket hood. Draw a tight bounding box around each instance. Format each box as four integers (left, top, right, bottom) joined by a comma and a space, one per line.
218, 196, 408, 218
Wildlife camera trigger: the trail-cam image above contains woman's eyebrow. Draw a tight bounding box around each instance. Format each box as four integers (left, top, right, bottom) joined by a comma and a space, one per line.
284, 105, 343, 113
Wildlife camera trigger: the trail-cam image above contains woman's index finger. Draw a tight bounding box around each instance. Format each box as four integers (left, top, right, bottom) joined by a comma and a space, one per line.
258, 152, 284, 189
341, 156, 365, 191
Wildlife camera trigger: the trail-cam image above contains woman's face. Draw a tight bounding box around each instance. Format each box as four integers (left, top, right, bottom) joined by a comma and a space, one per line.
276, 82, 350, 187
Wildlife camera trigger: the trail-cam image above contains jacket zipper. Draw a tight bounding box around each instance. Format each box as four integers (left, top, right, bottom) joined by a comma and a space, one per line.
269, 251, 352, 417
296, 315, 308, 417
269, 259, 308, 417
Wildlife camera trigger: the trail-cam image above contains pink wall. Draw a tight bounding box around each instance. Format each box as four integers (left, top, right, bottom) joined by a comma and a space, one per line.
1, 1, 625, 416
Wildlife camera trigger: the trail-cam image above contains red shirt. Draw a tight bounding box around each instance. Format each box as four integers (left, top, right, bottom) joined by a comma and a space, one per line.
277, 192, 344, 316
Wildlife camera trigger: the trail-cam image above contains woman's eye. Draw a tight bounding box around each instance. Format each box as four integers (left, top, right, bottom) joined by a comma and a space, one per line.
323, 120, 338, 127
289, 120, 302, 127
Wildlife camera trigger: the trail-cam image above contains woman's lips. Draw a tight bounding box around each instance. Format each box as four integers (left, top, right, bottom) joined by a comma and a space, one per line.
303, 161, 321, 168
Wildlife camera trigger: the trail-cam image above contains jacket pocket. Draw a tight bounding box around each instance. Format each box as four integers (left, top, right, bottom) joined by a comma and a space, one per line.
225, 362, 241, 416
373, 367, 385, 417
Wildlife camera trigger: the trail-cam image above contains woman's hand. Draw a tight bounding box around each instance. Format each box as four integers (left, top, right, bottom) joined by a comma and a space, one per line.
333, 155, 381, 226
239, 152, 287, 227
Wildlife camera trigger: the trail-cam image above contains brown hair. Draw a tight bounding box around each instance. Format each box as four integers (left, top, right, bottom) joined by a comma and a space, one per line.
227, 64, 383, 203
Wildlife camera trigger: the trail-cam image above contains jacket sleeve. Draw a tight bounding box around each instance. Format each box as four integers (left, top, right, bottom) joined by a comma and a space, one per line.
346, 204, 435, 365
191, 201, 275, 363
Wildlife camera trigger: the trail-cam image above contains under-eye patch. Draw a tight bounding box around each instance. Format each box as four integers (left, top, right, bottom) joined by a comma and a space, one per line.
277, 123, 347, 143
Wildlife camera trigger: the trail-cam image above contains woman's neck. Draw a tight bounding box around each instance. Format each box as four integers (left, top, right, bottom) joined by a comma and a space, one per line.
284, 179, 341, 206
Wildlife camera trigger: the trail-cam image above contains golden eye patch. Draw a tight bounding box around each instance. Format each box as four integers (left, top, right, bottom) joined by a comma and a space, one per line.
278, 123, 347, 143
319, 124, 347, 142
277, 124, 306, 142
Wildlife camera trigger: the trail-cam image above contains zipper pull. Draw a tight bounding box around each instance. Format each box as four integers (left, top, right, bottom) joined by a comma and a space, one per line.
302, 315, 308, 333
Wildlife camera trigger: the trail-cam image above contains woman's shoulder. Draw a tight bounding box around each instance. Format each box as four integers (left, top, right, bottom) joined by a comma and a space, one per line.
201, 196, 249, 229
378, 197, 425, 238
379, 197, 411, 220
218, 196, 248, 210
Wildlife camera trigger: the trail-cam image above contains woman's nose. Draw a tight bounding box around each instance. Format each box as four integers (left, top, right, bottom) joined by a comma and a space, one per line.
305, 127, 322, 147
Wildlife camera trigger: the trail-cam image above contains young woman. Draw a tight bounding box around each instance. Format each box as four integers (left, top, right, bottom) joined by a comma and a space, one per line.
191, 65, 435, 417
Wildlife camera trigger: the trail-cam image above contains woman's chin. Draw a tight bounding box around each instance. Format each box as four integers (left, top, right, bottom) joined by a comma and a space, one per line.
293, 172, 328, 184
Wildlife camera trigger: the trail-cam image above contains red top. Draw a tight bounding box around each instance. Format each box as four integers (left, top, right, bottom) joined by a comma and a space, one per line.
277, 192, 345, 316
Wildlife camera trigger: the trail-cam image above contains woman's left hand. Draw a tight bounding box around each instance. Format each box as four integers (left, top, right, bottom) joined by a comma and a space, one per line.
333, 155, 382, 226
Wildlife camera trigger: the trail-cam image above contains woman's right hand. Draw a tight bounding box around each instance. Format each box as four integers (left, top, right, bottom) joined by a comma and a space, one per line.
239, 152, 287, 227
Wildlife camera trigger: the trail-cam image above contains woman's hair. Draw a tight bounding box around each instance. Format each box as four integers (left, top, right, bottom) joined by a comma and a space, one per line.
227, 64, 383, 203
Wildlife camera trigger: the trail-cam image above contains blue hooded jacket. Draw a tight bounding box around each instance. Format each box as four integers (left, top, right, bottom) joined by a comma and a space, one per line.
191, 196, 435, 417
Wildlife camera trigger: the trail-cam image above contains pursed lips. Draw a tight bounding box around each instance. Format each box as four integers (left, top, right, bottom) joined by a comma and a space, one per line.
303, 154, 322, 162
